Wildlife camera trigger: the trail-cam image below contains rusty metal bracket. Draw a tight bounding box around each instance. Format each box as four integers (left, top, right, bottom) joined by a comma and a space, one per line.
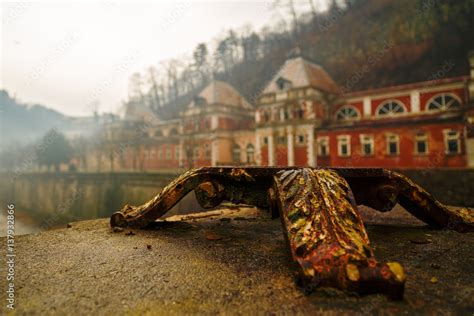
110, 167, 473, 299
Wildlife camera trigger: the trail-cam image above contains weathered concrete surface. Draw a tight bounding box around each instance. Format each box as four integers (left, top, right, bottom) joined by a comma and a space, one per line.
1, 206, 473, 315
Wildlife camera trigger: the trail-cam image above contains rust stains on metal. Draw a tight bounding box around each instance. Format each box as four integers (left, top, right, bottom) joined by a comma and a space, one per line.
273, 169, 405, 299
198, 181, 217, 197
229, 167, 255, 182
110, 167, 473, 299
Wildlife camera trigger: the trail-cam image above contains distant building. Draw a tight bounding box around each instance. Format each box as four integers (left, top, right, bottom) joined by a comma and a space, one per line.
90, 51, 474, 171
179, 80, 254, 168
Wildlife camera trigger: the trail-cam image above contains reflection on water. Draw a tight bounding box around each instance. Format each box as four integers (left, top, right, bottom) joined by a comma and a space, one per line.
0, 192, 204, 238
0, 212, 40, 237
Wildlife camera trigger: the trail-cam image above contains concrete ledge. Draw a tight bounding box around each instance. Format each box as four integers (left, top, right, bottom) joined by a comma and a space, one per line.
1, 206, 473, 315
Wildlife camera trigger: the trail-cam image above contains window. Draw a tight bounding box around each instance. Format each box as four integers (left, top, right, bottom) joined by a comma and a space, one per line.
246, 144, 255, 163
262, 110, 270, 122
386, 134, 400, 155
296, 134, 305, 145
277, 136, 286, 145
273, 110, 279, 122
194, 96, 207, 107
317, 137, 329, 157
174, 147, 180, 160
193, 148, 200, 160
427, 94, 461, 111
337, 135, 351, 157
232, 144, 241, 163
263, 137, 268, 145
360, 134, 374, 156
415, 133, 428, 155
154, 130, 163, 137
204, 144, 211, 159
194, 119, 199, 131
276, 77, 292, 90
165, 148, 172, 160
335, 106, 360, 121
158, 149, 163, 160
376, 100, 406, 116
443, 129, 461, 154
295, 107, 304, 119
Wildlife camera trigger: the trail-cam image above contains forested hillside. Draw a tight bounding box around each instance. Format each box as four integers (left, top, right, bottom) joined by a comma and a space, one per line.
125, 0, 474, 119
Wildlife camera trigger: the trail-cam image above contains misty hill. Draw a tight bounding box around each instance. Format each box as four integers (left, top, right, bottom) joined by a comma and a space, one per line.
0, 90, 116, 150
0, 90, 68, 147
126, 0, 474, 120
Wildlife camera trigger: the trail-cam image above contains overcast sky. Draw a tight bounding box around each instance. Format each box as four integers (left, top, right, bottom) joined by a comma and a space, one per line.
1, 1, 327, 117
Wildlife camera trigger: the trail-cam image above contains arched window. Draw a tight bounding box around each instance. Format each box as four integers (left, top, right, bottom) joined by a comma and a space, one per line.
154, 130, 163, 137
427, 94, 461, 111
335, 106, 360, 121
295, 106, 305, 119
232, 144, 241, 163
376, 100, 406, 116
246, 144, 255, 164
168, 128, 178, 136
263, 110, 270, 122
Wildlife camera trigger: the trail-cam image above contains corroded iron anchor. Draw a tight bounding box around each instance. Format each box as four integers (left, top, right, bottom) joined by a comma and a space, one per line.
110, 167, 473, 299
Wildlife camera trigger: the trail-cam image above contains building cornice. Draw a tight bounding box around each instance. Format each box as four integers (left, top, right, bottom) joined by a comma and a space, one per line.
340, 76, 469, 101
319, 111, 465, 131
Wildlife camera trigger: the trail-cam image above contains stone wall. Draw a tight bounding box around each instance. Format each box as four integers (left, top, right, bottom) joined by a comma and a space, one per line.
0, 169, 472, 229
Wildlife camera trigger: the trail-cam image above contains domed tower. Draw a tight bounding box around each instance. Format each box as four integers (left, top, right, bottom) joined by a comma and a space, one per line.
255, 51, 339, 166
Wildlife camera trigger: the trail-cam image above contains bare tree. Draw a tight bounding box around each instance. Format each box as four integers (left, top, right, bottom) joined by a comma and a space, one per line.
193, 42, 210, 82
129, 72, 143, 97
308, 0, 317, 19
180, 65, 198, 94
242, 32, 261, 62
288, 0, 299, 35
215, 37, 230, 76
226, 30, 240, 64
146, 66, 162, 112
160, 59, 182, 108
